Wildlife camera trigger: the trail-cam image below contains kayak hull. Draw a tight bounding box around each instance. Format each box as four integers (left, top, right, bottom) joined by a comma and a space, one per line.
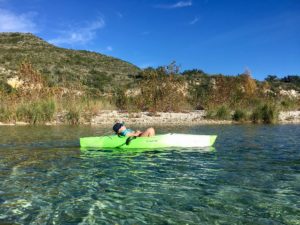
80, 134, 217, 149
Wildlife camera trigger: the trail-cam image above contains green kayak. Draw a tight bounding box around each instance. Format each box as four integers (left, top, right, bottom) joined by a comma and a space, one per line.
80, 133, 217, 149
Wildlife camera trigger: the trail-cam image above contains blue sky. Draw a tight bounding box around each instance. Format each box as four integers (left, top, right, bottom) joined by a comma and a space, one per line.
0, 0, 299, 80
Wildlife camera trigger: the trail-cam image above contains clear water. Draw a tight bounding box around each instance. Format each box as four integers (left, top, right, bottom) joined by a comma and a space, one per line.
0, 125, 299, 225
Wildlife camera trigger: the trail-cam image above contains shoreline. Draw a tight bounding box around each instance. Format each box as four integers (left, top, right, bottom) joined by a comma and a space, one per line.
0, 110, 300, 126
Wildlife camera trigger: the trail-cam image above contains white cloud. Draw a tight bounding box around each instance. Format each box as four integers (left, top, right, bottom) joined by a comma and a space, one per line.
189, 16, 199, 25
155, 1, 192, 9
0, 9, 37, 32
49, 18, 105, 45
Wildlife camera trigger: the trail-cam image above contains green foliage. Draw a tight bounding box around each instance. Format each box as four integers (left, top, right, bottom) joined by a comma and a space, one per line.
205, 110, 214, 119
265, 74, 300, 92
0, 32, 140, 91
188, 77, 212, 109
182, 69, 206, 77
250, 107, 262, 124
265, 75, 278, 82
232, 109, 248, 122
280, 98, 299, 111
281, 75, 300, 84
215, 106, 231, 120
111, 63, 190, 112
16, 99, 55, 124
135, 64, 188, 112
114, 88, 127, 110
84, 70, 112, 92
206, 105, 231, 120
0, 80, 13, 94
0, 105, 14, 122
261, 104, 278, 124
65, 109, 80, 125
250, 103, 278, 124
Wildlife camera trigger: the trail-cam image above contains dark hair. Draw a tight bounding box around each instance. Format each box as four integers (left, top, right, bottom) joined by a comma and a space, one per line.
112, 123, 123, 133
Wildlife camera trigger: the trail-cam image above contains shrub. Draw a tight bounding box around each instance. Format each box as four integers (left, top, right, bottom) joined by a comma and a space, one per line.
114, 88, 128, 110
41, 99, 56, 121
16, 104, 33, 123
0, 81, 13, 94
84, 71, 112, 91
204, 109, 215, 119
250, 103, 278, 124
205, 105, 231, 120
261, 104, 278, 124
250, 107, 262, 123
232, 109, 248, 122
133, 64, 188, 112
280, 99, 299, 111
0, 105, 14, 122
65, 109, 80, 125
16, 99, 55, 124
215, 105, 231, 120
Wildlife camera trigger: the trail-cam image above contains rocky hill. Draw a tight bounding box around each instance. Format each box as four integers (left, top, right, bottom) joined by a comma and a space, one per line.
0, 32, 140, 92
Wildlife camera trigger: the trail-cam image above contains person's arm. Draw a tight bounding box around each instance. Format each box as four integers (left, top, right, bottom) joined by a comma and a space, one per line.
126, 130, 142, 137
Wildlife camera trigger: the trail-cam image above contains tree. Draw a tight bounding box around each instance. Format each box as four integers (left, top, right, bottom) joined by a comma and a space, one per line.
281, 75, 300, 83
135, 62, 187, 112
265, 75, 278, 82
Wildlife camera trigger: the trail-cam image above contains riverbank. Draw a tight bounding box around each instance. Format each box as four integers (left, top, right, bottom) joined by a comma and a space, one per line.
87, 110, 300, 125
278, 111, 300, 124
0, 110, 300, 126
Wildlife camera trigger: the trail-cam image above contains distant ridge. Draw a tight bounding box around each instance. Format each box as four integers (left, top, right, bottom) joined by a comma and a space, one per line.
0, 32, 140, 91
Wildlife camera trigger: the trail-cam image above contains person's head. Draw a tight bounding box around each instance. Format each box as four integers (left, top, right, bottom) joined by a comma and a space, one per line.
112, 122, 126, 134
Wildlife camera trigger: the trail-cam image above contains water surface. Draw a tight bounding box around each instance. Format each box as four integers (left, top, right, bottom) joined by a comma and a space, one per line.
0, 125, 299, 224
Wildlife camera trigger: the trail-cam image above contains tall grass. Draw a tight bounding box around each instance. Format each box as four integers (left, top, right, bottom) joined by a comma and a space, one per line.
215, 106, 231, 120
280, 98, 299, 111
250, 103, 279, 124
65, 108, 80, 125
114, 88, 127, 111
205, 103, 279, 124
0, 105, 14, 122
232, 109, 248, 122
261, 104, 279, 124
57, 96, 115, 124
206, 105, 231, 120
16, 99, 56, 124
0, 92, 115, 125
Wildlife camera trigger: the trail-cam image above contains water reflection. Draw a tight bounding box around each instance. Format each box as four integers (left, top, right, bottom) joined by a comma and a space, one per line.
80, 146, 216, 157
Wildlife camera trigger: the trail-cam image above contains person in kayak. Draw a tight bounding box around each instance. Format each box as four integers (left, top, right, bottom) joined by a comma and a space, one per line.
112, 122, 155, 137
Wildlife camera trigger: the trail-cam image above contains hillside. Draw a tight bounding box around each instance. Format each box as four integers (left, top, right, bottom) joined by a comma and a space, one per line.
0, 32, 299, 125
0, 32, 140, 92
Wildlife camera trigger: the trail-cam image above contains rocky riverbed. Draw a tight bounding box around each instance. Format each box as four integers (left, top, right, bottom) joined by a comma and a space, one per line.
89, 110, 231, 125
278, 111, 300, 124
1, 110, 300, 126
